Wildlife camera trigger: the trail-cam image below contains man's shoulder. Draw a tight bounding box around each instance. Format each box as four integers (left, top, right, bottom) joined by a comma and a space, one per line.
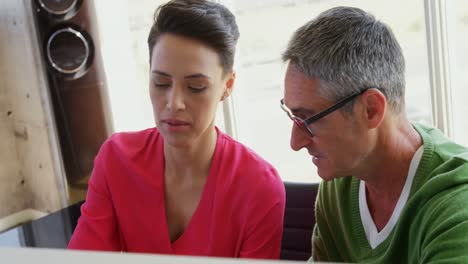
415, 160, 468, 201
432, 136, 468, 164
409, 158, 468, 228
414, 122, 468, 162
412, 123, 468, 188
410, 183, 468, 245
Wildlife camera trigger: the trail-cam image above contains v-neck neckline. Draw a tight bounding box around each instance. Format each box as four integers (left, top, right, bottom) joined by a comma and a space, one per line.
158, 128, 223, 252
358, 146, 423, 249
351, 124, 432, 258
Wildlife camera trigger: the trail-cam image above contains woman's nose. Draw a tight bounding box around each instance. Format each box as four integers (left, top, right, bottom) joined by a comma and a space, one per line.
166, 86, 186, 112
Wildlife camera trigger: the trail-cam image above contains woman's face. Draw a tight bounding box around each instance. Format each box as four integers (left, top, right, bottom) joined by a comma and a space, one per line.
149, 33, 234, 148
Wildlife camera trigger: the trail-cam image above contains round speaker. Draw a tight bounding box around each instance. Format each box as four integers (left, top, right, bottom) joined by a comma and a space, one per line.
46, 26, 94, 80
37, 0, 82, 20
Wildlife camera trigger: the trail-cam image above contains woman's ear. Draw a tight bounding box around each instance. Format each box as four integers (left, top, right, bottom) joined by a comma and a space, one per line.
221, 71, 236, 101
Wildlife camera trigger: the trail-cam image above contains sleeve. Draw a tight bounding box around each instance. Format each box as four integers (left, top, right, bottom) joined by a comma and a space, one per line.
312, 184, 328, 261
312, 183, 341, 262
312, 221, 328, 261
67, 141, 123, 251
420, 189, 468, 263
239, 168, 286, 259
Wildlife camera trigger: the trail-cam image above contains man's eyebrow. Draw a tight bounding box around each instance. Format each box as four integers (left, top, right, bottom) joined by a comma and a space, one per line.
291, 107, 315, 116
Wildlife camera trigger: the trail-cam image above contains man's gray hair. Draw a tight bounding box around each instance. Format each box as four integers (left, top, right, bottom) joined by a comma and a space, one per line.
282, 6, 405, 113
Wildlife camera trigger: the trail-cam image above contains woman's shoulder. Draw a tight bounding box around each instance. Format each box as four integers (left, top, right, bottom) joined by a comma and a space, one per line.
220, 132, 272, 168
99, 127, 160, 158
217, 131, 285, 211
218, 130, 283, 187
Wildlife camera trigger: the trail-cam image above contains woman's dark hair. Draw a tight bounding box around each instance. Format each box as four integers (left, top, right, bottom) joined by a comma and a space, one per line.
148, 0, 240, 75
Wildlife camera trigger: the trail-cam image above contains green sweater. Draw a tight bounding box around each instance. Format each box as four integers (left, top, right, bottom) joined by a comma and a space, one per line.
312, 123, 468, 263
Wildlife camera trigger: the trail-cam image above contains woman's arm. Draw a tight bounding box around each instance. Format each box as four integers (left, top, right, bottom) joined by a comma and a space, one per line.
68, 142, 123, 251
239, 168, 286, 259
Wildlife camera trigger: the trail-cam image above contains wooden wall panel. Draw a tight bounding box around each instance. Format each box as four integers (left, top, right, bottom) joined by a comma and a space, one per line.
0, 0, 67, 219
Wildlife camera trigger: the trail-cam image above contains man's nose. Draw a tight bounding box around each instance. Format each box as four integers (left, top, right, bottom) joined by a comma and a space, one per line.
290, 124, 312, 151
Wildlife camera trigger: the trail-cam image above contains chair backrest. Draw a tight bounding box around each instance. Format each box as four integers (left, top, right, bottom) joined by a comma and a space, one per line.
280, 182, 319, 261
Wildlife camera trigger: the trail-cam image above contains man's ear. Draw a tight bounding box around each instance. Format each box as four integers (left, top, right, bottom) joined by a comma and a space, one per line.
361, 88, 386, 129
221, 71, 236, 101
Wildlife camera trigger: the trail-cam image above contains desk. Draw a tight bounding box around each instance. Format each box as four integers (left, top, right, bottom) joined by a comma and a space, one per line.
1, 247, 307, 263
0, 202, 311, 263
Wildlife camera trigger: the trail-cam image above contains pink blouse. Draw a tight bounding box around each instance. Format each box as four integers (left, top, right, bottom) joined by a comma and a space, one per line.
68, 127, 285, 259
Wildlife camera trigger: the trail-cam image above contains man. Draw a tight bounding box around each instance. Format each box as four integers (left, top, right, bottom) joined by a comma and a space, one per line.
280, 6, 468, 263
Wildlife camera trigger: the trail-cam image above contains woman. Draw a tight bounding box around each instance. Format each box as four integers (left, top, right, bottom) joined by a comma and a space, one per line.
68, 0, 285, 259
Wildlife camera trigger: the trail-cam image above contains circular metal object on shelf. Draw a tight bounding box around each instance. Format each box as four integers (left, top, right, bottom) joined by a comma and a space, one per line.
46, 26, 94, 79
37, 0, 82, 20
38, 0, 78, 15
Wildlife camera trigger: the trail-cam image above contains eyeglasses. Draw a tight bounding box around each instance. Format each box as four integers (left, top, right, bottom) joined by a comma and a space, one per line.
280, 89, 368, 137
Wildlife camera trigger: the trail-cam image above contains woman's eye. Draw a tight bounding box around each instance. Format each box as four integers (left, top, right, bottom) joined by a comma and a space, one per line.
154, 83, 170, 89
188, 86, 207, 93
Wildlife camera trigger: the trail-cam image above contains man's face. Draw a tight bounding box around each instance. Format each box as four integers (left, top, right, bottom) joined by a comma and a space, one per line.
283, 63, 369, 181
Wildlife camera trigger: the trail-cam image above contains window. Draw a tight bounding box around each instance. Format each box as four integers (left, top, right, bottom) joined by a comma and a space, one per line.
447, 0, 468, 146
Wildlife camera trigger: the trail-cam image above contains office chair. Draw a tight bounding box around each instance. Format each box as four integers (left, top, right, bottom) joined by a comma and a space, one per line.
280, 181, 319, 261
